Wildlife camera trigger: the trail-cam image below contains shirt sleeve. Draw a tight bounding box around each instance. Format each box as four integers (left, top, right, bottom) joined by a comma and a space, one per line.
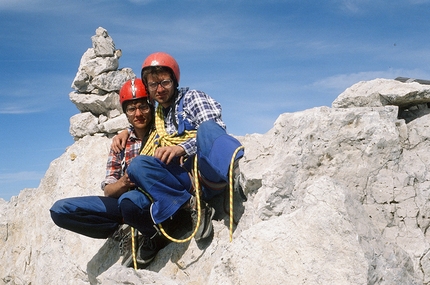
101, 149, 123, 191
184, 89, 226, 129
179, 138, 197, 156
179, 89, 226, 156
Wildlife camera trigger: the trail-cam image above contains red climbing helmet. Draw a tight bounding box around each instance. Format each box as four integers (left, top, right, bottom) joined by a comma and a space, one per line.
141, 52, 180, 84
119, 78, 149, 109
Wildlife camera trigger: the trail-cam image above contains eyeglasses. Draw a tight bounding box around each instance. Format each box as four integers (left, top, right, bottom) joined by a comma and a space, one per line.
126, 104, 150, 115
147, 79, 173, 91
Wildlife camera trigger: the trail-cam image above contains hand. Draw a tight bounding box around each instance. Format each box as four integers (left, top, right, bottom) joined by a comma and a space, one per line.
111, 130, 129, 153
119, 172, 136, 189
104, 173, 136, 198
154, 145, 185, 165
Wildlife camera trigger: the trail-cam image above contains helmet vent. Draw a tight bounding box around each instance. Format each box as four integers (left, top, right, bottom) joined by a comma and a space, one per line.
130, 79, 137, 99
151, 60, 160, 66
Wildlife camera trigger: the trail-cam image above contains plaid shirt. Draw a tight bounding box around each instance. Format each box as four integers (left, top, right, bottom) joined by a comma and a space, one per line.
163, 87, 226, 156
101, 128, 142, 190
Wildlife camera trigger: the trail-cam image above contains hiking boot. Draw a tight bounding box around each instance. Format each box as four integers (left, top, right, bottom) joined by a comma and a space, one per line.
136, 234, 170, 266
120, 228, 139, 267
111, 224, 133, 257
111, 224, 131, 244
189, 196, 215, 241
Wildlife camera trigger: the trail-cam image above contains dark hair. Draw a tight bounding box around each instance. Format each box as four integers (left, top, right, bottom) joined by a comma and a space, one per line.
141, 66, 179, 89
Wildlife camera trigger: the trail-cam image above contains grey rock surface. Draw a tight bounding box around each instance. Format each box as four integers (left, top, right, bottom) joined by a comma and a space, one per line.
2, 28, 430, 285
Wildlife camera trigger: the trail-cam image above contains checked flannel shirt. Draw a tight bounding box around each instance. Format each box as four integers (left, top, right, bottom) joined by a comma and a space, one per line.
163, 87, 226, 156
101, 128, 142, 191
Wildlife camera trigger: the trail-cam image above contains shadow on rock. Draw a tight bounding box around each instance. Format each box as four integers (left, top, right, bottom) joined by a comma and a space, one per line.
86, 238, 121, 284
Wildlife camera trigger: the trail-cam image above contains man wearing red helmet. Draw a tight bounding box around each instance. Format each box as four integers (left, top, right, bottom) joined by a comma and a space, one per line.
50, 79, 170, 268
113, 52, 244, 242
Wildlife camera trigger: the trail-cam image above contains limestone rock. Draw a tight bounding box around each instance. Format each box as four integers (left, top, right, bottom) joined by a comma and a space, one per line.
69, 91, 119, 116
4, 78, 430, 283
332, 78, 430, 123
91, 68, 135, 93
333, 78, 430, 108
92, 26, 115, 57
0, 135, 112, 284
98, 114, 129, 134
5, 27, 430, 284
69, 112, 99, 138
69, 27, 135, 140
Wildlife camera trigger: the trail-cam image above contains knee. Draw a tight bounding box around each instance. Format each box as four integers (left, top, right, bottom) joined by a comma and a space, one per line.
128, 155, 152, 174
127, 155, 160, 182
119, 198, 140, 217
119, 198, 132, 215
50, 200, 67, 226
119, 198, 154, 232
197, 120, 226, 142
50, 199, 67, 214
199, 120, 221, 132
50, 210, 62, 227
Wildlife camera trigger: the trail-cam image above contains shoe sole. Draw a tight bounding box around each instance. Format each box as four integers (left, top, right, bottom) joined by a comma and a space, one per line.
122, 255, 155, 268
136, 255, 156, 265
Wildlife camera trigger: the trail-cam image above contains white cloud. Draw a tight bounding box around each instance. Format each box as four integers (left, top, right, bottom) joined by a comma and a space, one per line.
0, 73, 73, 114
337, 0, 364, 13
0, 106, 42, 114
0, 171, 43, 183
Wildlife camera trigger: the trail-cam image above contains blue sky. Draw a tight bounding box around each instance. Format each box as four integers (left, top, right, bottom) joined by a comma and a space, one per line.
1, 0, 430, 201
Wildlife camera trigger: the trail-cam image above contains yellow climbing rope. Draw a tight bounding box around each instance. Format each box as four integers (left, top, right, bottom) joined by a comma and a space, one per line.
154, 105, 196, 147
228, 146, 245, 242
159, 145, 245, 243
130, 115, 245, 248
158, 155, 202, 243
131, 227, 138, 269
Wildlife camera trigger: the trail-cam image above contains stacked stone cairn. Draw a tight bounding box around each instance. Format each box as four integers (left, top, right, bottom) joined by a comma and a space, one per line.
69, 27, 135, 140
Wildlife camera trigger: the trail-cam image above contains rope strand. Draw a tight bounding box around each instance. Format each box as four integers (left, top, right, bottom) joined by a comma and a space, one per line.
158, 155, 201, 243
228, 146, 245, 242
131, 227, 138, 269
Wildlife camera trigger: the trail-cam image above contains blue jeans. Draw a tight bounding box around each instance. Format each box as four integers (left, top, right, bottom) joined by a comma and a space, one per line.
50, 189, 154, 238
127, 120, 244, 224
127, 156, 192, 225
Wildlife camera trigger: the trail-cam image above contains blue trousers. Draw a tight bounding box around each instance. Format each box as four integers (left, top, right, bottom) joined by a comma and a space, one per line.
127, 120, 244, 224
49, 189, 154, 238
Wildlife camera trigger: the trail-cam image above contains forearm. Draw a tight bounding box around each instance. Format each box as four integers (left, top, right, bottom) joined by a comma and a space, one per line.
104, 181, 129, 198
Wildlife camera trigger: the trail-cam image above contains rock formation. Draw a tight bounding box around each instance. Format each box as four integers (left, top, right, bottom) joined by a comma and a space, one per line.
1, 28, 430, 284
69, 27, 135, 140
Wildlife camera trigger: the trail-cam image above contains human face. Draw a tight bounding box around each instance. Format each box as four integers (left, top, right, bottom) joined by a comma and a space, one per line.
125, 99, 152, 130
146, 72, 175, 108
